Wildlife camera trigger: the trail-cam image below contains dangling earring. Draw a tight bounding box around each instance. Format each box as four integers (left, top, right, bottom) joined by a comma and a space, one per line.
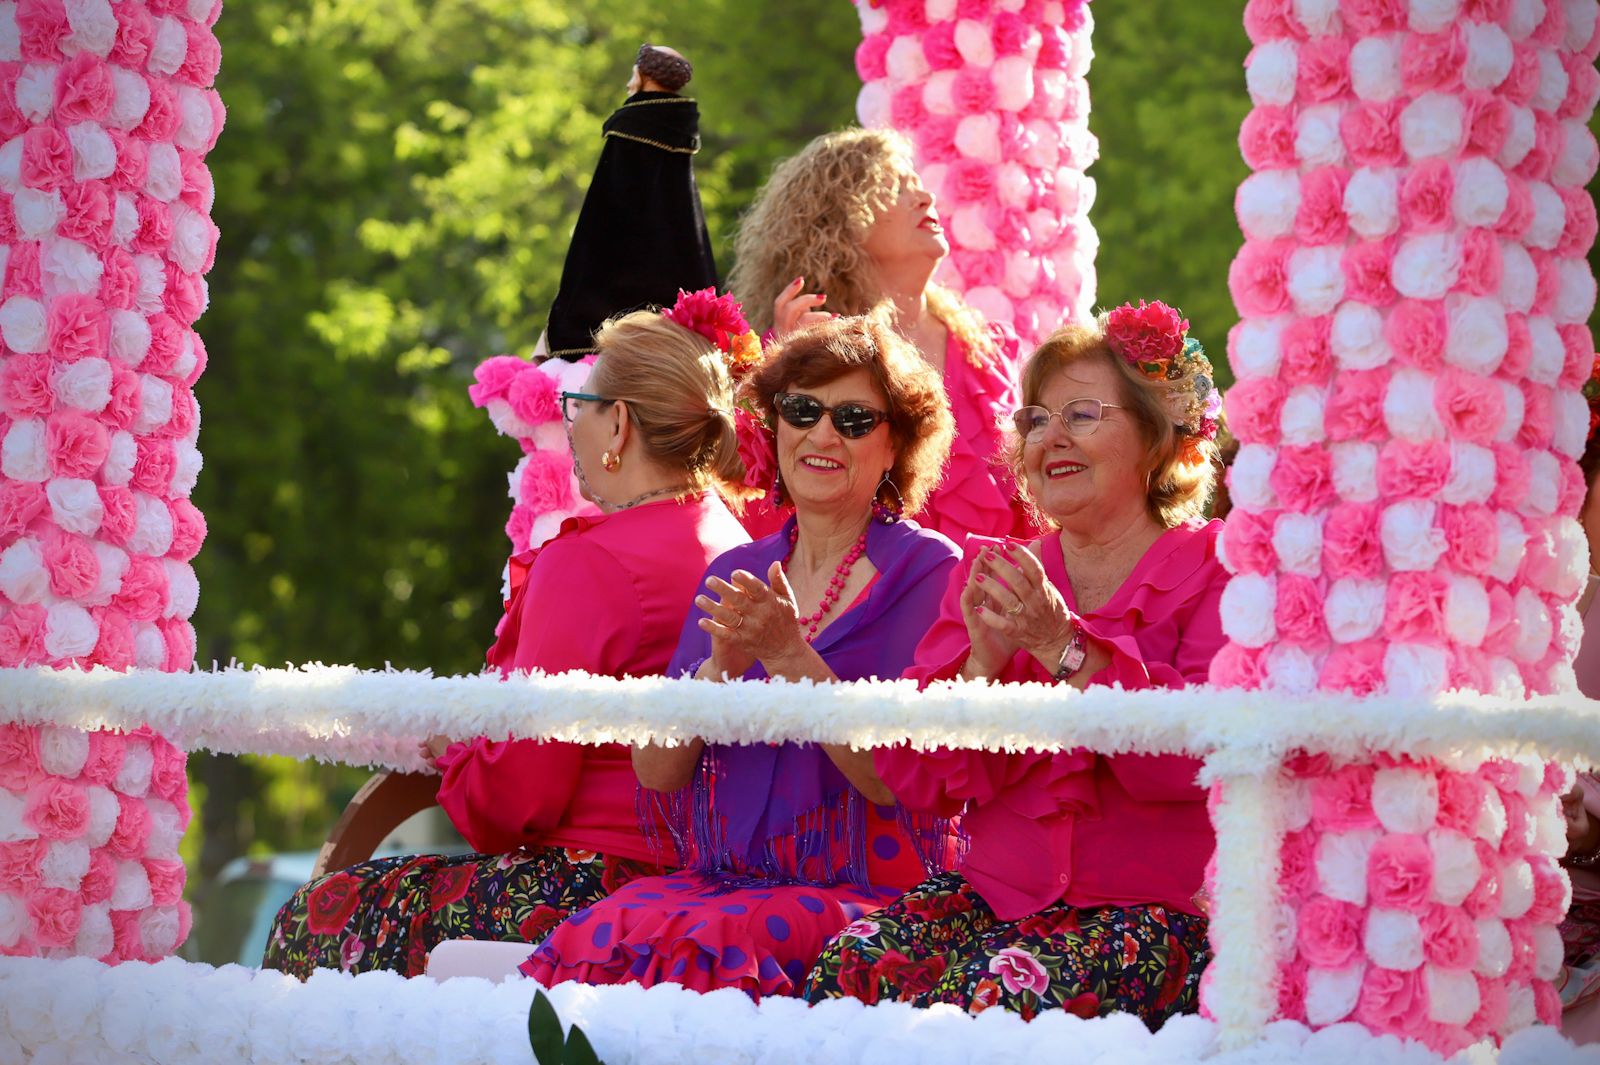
872, 470, 904, 524
771, 469, 787, 507
602, 450, 621, 473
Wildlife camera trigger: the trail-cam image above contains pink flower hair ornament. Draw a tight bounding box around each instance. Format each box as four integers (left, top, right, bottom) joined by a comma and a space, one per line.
1103, 298, 1220, 444
662, 287, 763, 380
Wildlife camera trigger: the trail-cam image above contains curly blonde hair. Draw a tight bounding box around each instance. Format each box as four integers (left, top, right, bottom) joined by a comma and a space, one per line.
1007, 323, 1220, 529
744, 314, 954, 519
728, 128, 996, 367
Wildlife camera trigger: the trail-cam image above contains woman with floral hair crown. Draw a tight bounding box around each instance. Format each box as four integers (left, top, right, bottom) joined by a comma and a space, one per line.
263, 294, 754, 978
804, 300, 1226, 1026
729, 127, 1034, 542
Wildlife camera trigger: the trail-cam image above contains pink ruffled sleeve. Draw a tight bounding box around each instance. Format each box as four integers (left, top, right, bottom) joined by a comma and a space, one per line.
437, 538, 642, 853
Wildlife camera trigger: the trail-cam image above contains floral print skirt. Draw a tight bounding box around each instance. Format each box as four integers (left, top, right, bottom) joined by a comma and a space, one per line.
261, 845, 666, 978
802, 871, 1210, 1027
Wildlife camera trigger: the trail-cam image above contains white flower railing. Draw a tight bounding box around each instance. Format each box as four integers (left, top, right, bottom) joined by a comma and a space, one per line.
4, 665, 1600, 1063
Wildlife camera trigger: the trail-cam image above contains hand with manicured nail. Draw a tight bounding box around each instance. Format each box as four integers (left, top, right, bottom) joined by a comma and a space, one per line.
771, 276, 832, 341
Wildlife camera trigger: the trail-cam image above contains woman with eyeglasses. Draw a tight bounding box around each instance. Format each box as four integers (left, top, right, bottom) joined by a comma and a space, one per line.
804, 303, 1227, 1027
515, 315, 964, 998
264, 311, 752, 979
729, 128, 1036, 542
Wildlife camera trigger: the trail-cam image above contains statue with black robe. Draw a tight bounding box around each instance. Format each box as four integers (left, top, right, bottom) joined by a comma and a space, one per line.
543, 46, 718, 360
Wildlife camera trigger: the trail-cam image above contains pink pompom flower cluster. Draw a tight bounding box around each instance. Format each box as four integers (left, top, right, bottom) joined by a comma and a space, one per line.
0, 0, 225, 960
1208, 0, 1599, 1053
467, 353, 599, 559
0, 722, 192, 962
853, 0, 1097, 343
1268, 756, 1573, 1054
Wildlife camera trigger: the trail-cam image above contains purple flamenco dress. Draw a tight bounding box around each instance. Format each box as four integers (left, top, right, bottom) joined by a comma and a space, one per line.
520, 516, 961, 998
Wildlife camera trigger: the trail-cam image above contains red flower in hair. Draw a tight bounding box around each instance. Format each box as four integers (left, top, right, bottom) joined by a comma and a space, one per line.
662, 287, 751, 354
1105, 299, 1189, 369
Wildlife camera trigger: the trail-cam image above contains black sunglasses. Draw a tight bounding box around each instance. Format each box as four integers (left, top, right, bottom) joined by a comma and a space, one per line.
772, 392, 889, 439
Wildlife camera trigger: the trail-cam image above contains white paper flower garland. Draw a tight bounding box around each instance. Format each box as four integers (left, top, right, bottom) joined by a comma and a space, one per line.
0, 0, 226, 965
852, 0, 1098, 343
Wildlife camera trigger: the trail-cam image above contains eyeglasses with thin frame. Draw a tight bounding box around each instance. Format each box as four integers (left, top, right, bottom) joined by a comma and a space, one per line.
1012, 398, 1125, 442
560, 391, 614, 422
772, 392, 889, 439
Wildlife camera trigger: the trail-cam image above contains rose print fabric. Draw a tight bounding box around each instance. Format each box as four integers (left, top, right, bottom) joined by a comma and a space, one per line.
262, 846, 664, 978
802, 871, 1209, 1027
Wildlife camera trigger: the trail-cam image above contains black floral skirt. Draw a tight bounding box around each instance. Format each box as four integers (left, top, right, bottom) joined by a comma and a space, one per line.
802, 871, 1209, 1026
261, 845, 665, 978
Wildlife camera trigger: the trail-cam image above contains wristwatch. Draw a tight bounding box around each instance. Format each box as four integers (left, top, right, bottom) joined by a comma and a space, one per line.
1052, 623, 1087, 681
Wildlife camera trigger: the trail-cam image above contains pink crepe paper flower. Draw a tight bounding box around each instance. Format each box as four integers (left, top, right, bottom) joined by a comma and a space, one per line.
921, 24, 962, 71
1278, 959, 1308, 1022
952, 67, 997, 115
468, 355, 524, 406
1492, 442, 1530, 512
113, 556, 170, 623
1222, 509, 1278, 574
177, 23, 223, 88
45, 409, 109, 480
0, 605, 47, 668
24, 777, 90, 840
1279, 827, 1318, 902
16, 0, 68, 63
506, 367, 560, 427
1295, 168, 1350, 248
1440, 504, 1498, 574
146, 858, 186, 907
99, 247, 138, 311
1400, 27, 1466, 95
88, 608, 134, 671
518, 450, 574, 513
1343, 239, 1398, 307
1500, 313, 1533, 379
1528, 856, 1572, 925
28, 888, 82, 948
58, 181, 114, 246
1398, 160, 1454, 234
1462, 92, 1511, 161
5, 241, 41, 298
1229, 242, 1292, 317
1221, 376, 1286, 445
20, 126, 72, 191
1297, 37, 1352, 103
1420, 903, 1479, 969
1312, 763, 1380, 830
2, 353, 55, 418
1518, 383, 1554, 451
1558, 324, 1594, 389
1271, 445, 1337, 512
97, 485, 136, 547
1280, 315, 1333, 386
1462, 840, 1503, 918
0, 723, 43, 792
132, 439, 177, 495
1495, 176, 1534, 242
1297, 894, 1365, 968
890, 84, 927, 131
1454, 228, 1502, 297
1557, 187, 1598, 259
1322, 369, 1387, 443
79, 848, 118, 907
42, 528, 99, 601
1208, 643, 1266, 688
107, 794, 153, 860
1323, 502, 1383, 580
0, 481, 47, 539
53, 52, 113, 124
1367, 833, 1434, 911
1433, 368, 1503, 444
1357, 965, 1428, 1036
1378, 439, 1451, 500
139, 77, 180, 141
1560, 460, 1588, 517
1239, 107, 1298, 170
992, 12, 1033, 56
1243, 0, 1305, 43
1275, 574, 1328, 644
1339, 0, 1406, 34
1384, 301, 1447, 372
1341, 101, 1405, 168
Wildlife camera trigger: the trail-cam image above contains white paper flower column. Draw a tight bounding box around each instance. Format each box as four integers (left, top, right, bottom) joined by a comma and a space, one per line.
852, 0, 1098, 343
1210, 0, 1599, 1052
0, 0, 225, 961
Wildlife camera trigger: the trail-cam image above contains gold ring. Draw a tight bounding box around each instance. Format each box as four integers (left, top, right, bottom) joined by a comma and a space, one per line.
1006, 603, 1023, 617
731, 613, 745, 630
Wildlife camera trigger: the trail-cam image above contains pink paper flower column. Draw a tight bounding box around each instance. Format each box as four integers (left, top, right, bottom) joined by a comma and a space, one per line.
0, 0, 225, 961
1209, 0, 1599, 1051
852, 0, 1098, 344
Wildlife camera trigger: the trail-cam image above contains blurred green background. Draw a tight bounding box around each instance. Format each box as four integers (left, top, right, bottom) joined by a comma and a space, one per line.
183, 1, 1598, 887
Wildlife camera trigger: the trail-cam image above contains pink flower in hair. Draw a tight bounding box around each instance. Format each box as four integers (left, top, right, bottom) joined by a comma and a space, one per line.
1105, 299, 1189, 369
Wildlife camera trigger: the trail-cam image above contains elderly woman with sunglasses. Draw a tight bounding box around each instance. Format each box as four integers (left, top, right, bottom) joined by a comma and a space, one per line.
266, 308, 753, 979
518, 315, 965, 999
804, 302, 1227, 1027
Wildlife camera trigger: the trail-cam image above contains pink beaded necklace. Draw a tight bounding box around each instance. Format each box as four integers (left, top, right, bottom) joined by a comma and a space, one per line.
785, 526, 869, 642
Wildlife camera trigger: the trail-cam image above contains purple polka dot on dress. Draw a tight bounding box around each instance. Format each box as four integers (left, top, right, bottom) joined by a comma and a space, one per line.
872, 834, 901, 860
783, 958, 808, 985
759, 956, 782, 981
591, 921, 613, 948
695, 951, 714, 972
721, 945, 748, 970
798, 895, 825, 914
637, 891, 664, 900
566, 908, 593, 926
671, 957, 688, 978
720, 903, 748, 915
765, 914, 791, 941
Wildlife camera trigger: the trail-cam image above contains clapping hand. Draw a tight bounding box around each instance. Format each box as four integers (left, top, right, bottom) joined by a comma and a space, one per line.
960, 544, 1075, 678
695, 563, 807, 679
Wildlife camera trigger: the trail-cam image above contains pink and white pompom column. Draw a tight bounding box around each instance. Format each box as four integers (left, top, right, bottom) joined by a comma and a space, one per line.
1208, 0, 1599, 1052
852, 0, 1097, 343
0, 0, 224, 961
